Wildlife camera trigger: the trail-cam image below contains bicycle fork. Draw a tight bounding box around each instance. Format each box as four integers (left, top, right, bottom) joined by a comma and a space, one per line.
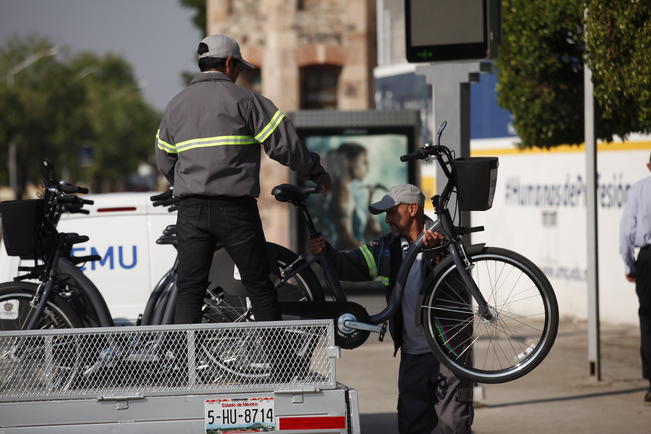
448, 242, 495, 322
25, 244, 63, 330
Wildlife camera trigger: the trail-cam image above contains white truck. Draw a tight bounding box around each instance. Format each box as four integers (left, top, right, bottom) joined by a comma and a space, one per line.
0, 193, 361, 434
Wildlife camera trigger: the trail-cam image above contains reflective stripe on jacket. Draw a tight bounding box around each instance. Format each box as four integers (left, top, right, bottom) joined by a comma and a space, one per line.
156, 72, 325, 197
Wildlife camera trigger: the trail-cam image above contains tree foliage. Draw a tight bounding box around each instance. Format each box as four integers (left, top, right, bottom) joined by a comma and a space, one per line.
70, 53, 160, 190
585, 0, 651, 138
179, 0, 206, 35
496, 0, 585, 148
0, 35, 160, 196
496, 0, 651, 148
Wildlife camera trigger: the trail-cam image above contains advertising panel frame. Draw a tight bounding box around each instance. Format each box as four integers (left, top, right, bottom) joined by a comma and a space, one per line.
288, 110, 420, 253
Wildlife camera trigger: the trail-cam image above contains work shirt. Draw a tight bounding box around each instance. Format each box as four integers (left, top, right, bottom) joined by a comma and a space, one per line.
400, 238, 431, 355
155, 71, 325, 197
620, 175, 651, 275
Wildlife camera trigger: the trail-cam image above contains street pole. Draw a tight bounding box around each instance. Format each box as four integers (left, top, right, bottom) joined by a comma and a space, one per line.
584, 11, 601, 381
415, 61, 490, 199
415, 60, 491, 401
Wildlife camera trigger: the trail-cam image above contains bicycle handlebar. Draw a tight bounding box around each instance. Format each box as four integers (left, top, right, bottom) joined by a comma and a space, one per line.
150, 189, 179, 212
59, 181, 88, 194
36, 159, 96, 233
399, 148, 427, 162
150, 190, 172, 202
399, 122, 457, 210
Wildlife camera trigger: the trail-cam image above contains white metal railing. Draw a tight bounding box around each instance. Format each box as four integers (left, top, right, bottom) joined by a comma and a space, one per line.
0, 320, 337, 402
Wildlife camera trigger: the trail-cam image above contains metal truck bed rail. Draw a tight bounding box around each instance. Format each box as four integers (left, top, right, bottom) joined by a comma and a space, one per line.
0, 320, 338, 402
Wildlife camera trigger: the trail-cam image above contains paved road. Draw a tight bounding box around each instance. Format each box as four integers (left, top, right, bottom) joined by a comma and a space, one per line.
338, 295, 650, 434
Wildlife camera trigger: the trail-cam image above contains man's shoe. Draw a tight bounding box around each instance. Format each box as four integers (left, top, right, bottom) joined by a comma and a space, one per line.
644, 387, 651, 403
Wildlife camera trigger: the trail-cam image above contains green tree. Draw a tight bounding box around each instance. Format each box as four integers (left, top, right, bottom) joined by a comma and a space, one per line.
585, 0, 651, 138
496, 0, 651, 148
0, 35, 87, 197
496, 0, 585, 148
0, 35, 160, 197
179, 0, 206, 85
71, 53, 160, 191
180, 0, 206, 35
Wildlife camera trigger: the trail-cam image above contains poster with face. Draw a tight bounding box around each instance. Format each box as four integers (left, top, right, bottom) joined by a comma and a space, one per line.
303, 133, 410, 250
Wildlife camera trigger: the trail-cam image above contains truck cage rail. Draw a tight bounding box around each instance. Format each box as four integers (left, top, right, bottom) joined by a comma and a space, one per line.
0, 319, 339, 402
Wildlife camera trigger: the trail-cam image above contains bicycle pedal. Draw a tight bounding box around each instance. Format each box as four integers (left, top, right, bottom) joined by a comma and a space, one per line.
378, 322, 387, 342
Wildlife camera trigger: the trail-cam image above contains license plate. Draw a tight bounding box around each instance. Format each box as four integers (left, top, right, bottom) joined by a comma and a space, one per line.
205, 396, 275, 433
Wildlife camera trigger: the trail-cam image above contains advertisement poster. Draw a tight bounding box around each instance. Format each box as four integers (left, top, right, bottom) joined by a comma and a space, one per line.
303, 133, 410, 250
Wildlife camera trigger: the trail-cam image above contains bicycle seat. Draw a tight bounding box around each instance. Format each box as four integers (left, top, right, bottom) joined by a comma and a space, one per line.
271, 184, 318, 204
163, 225, 176, 236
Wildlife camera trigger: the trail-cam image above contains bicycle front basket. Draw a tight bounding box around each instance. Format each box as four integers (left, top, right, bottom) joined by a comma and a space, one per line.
453, 157, 499, 211
0, 199, 44, 258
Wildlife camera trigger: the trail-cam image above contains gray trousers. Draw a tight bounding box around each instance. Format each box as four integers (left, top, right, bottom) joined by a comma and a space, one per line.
398, 351, 474, 434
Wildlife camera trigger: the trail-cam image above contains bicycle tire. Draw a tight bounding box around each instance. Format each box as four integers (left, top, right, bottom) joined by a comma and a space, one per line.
0, 282, 82, 330
198, 244, 324, 381
201, 244, 324, 323
0, 282, 83, 391
421, 246, 558, 384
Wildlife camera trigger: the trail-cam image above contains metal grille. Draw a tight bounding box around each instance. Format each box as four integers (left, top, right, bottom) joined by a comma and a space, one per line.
0, 320, 336, 401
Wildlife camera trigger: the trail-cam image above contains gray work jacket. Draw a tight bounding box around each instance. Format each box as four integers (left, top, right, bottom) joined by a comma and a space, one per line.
155, 72, 325, 197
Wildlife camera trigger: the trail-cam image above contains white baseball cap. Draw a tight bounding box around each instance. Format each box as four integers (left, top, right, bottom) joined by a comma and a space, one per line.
368, 184, 425, 215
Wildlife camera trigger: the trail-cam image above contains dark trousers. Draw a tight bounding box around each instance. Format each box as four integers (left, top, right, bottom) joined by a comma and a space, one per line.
398, 352, 473, 434
174, 197, 280, 324
636, 247, 651, 380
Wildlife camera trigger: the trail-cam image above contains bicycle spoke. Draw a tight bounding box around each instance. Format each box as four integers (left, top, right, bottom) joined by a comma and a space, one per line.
482, 319, 497, 369
498, 311, 545, 333
497, 290, 543, 308
442, 278, 472, 306
493, 261, 513, 305
434, 315, 474, 339
424, 304, 474, 315
496, 316, 527, 357
496, 268, 525, 311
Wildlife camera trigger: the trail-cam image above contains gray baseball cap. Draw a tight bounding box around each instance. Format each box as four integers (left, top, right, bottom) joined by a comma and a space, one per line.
198, 34, 255, 70
369, 184, 425, 215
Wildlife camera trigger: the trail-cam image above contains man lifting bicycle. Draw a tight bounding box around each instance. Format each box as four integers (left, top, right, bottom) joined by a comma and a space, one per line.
308, 184, 473, 434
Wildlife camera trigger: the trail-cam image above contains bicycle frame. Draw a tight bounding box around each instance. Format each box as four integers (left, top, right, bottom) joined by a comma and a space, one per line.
292, 201, 443, 325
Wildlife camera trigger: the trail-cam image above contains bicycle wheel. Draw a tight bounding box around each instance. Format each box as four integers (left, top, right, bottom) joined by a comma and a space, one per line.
0, 282, 83, 392
201, 244, 324, 323
198, 245, 324, 381
0, 282, 82, 331
422, 246, 558, 383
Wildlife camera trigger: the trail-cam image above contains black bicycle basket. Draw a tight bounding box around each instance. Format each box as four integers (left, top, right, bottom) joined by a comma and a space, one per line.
453, 157, 499, 211
0, 199, 44, 259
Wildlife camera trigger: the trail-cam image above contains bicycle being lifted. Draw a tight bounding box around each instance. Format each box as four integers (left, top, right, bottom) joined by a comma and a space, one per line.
272, 121, 559, 384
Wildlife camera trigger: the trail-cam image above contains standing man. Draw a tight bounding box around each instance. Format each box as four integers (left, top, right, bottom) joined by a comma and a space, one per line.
156, 34, 330, 324
620, 153, 651, 402
309, 184, 473, 434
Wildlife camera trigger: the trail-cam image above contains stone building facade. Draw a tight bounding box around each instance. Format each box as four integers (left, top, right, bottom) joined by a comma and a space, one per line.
206, 0, 377, 246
